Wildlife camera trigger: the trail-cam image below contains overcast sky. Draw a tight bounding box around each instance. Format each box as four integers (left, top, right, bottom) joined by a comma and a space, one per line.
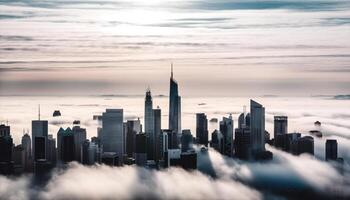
0, 0, 350, 96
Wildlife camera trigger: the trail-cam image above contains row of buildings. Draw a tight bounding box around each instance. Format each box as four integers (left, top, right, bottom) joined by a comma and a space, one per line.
0, 65, 343, 175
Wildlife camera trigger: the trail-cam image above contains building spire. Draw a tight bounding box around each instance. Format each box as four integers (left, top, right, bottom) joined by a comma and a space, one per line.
171, 62, 173, 79
38, 104, 41, 120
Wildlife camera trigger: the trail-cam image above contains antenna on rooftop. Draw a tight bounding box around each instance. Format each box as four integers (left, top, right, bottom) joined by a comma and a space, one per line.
38, 104, 41, 120
171, 62, 173, 78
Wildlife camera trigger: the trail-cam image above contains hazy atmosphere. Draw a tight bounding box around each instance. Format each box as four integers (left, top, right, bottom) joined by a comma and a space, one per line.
1, 1, 350, 200
1, 0, 350, 96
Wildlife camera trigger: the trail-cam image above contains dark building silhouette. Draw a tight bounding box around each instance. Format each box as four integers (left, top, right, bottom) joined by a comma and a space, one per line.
135, 133, 147, 166
0, 124, 13, 175
82, 140, 90, 165
47, 135, 56, 166
211, 129, 224, 153
144, 88, 155, 160
238, 113, 245, 129
274, 116, 288, 148
125, 119, 141, 158
21, 133, 32, 172
73, 125, 86, 162
153, 107, 161, 162
169, 64, 181, 136
101, 152, 119, 166
235, 127, 251, 160
291, 136, 314, 155
12, 145, 25, 174
180, 151, 197, 170
164, 129, 178, 149
57, 127, 75, 163
326, 139, 338, 161
245, 113, 251, 127
181, 129, 193, 152
32, 120, 48, 161
34, 137, 46, 160
220, 115, 234, 156
196, 113, 208, 147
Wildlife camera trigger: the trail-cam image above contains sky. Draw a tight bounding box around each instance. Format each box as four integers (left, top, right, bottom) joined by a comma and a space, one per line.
1, 0, 350, 96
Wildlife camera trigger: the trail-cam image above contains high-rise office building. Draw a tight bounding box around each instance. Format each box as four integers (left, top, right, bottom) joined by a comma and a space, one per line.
238, 113, 245, 129
245, 113, 251, 127
82, 140, 100, 165
101, 109, 124, 165
153, 107, 161, 161
12, 145, 25, 174
72, 124, 87, 162
32, 120, 48, 161
326, 139, 338, 161
291, 136, 314, 155
220, 115, 234, 156
135, 133, 147, 166
158, 131, 168, 162
57, 127, 75, 163
169, 64, 181, 135
47, 134, 56, 166
163, 129, 178, 149
181, 129, 193, 152
211, 130, 224, 153
144, 89, 155, 160
196, 113, 208, 147
250, 100, 265, 156
0, 124, 10, 136
125, 119, 141, 158
0, 124, 13, 175
21, 133, 32, 172
274, 116, 288, 148
235, 127, 252, 160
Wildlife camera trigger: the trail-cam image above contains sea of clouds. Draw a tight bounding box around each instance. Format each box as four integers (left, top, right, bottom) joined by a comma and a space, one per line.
0, 147, 349, 200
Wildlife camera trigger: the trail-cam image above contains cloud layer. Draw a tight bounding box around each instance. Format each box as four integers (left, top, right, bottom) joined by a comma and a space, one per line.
0, 146, 349, 200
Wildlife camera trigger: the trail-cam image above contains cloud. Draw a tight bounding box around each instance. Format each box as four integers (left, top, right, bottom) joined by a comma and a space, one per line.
188, 0, 350, 11
0, 146, 349, 199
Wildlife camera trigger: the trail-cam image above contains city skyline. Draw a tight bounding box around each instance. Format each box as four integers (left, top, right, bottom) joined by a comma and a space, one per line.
1, 0, 350, 199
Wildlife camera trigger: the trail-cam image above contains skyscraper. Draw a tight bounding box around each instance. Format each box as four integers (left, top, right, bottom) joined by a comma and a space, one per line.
274, 116, 288, 148
153, 107, 161, 161
72, 124, 87, 162
144, 88, 155, 160
181, 129, 193, 152
135, 133, 147, 166
235, 127, 252, 160
326, 139, 338, 161
250, 100, 265, 156
220, 115, 234, 156
101, 109, 124, 165
32, 120, 48, 161
196, 113, 208, 147
238, 113, 245, 129
0, 124, 13, 175
125, 119, 141, 158
169, 64, 181, 135
211, 129, 224, 154
291, 136, 314, 155
57, 127, 75, 163
47, 134, 56, 165
21, 133, 32, 172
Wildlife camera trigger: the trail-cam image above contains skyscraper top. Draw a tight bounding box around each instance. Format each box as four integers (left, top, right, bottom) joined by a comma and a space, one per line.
171, 62, 173, 79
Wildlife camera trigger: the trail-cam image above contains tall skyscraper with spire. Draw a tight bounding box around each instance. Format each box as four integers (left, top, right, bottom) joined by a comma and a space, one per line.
168, 63, 181, 136
144, 88, 155, 160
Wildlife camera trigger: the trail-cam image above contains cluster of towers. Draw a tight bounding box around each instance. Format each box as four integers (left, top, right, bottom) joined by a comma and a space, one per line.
0, 65, 344, 176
